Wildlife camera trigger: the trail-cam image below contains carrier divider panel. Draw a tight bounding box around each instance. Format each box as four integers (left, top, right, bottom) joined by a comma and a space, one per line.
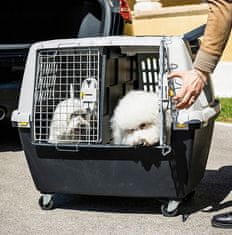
32, 47, 103, 144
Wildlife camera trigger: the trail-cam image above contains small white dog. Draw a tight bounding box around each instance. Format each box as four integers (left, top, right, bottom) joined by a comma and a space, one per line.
49, 83, 92, 143
111, 90, 169, 146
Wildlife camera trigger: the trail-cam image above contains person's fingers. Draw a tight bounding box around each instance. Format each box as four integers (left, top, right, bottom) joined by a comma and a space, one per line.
188, 96, 197, 107
175, 91, 193, 109
173, 86, 187, 101
168, 69, 206, 109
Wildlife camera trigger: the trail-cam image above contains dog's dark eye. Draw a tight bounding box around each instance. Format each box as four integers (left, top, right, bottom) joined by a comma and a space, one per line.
70, 112, 79, 119
81, 113, 87, 119
70, 112, 87, 119
139, 123, 147, 129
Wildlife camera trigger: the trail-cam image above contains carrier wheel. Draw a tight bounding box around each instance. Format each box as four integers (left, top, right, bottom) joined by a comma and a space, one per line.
38, 194, 54, 210
161, 200, 180, 217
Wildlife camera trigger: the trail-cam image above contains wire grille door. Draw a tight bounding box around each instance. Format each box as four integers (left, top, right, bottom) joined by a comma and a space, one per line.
33, 47, 101, 144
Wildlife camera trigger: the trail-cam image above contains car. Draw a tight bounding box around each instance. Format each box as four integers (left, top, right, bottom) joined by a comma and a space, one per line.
0, 0, 131, 122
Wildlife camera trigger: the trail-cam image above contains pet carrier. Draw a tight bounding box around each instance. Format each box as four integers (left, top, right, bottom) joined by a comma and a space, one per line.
12, 36, 220, 216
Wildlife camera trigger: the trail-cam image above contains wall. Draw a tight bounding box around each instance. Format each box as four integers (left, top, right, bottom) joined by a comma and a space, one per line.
161, 0, 202, 6
124, 1, 232, 97
126, 1, 232, 61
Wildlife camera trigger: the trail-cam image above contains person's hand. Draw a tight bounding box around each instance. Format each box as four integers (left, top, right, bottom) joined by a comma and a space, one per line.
168, 69, 209, 109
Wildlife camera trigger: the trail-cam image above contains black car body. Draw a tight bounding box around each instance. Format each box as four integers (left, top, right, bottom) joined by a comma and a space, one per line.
0, 0, 128, 121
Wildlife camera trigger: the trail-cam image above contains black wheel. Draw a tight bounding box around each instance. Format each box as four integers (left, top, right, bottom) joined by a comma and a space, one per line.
161, 204, 179, 217
38, 195, 54, 210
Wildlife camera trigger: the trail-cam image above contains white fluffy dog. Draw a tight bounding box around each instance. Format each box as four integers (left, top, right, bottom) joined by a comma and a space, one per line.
49, 84, 91, 143
111, 90, 164, 146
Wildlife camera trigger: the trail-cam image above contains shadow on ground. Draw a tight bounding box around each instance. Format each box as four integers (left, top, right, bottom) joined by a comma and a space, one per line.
183, 166, 232, 215
0, 121, 21, 152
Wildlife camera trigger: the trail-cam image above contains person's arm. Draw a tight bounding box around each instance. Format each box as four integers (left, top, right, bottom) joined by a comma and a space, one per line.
169, 0, 232, 109
194, 0, 232, 73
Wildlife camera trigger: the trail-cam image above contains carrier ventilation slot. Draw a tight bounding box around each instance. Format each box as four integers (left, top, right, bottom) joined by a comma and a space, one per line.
138, 55, 159, 92
33, 48, 101, 144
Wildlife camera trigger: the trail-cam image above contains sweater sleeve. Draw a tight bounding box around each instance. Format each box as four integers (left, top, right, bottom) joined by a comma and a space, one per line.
193, 0, 232, 73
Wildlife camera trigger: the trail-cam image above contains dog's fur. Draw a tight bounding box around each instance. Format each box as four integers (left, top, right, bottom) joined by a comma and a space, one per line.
49, 83, 91, 143
111, 90, 169, 146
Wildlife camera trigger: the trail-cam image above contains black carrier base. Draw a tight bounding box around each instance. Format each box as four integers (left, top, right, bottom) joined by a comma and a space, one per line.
19, 120, 214, 200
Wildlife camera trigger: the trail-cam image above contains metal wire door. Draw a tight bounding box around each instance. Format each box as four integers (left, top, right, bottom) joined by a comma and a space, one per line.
33, 47, 101, 144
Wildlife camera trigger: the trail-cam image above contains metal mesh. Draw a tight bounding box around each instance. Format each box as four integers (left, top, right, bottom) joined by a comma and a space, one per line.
33, 48, 101, 144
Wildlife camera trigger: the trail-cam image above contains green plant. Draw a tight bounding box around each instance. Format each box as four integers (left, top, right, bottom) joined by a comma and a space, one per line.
217, 98, 232, 123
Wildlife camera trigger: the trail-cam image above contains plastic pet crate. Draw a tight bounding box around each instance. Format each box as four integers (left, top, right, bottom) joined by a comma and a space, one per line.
12, 36, 220, 216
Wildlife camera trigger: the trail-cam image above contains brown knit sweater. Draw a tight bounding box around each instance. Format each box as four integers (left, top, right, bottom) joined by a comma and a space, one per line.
193, 0, 232, 73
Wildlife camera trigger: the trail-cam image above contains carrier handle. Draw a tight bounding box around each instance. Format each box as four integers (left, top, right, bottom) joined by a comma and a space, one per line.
183, 24, 206, 42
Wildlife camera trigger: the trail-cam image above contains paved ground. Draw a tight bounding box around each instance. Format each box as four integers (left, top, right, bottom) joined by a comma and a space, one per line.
0, 122, 231, 235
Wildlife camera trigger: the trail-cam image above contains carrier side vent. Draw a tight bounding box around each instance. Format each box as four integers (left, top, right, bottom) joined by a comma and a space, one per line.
138, 54, 159, 92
